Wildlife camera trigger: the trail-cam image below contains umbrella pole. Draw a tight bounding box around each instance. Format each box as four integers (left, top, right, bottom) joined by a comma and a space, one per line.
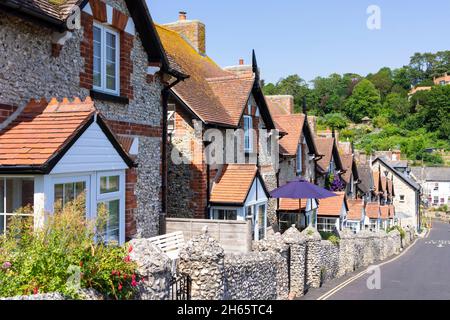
299, 198, 301, 229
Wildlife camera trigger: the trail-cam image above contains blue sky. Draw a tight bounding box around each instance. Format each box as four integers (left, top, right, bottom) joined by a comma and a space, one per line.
147, 0, 449, 84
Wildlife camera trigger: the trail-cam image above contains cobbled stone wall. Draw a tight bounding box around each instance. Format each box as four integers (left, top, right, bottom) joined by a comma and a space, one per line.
129, 238, 172, 300
319, 240, 340, 283
282, 226, 306, 297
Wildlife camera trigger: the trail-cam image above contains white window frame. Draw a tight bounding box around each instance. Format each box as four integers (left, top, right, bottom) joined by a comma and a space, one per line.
296, 143, 303, 175
244, 115, 253, 153
51, 175, 91, 218
96, 171, 125, 245
0, 176, 35, 235
317, 217, 337, 233
93, 22, 120, 96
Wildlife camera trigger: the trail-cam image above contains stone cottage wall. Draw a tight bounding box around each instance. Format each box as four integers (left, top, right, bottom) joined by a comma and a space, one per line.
0, 0, 164, 239
319, 240, 340, 283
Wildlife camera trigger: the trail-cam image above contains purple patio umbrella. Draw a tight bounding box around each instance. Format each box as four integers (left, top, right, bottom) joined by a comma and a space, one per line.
270, 178, 337, 217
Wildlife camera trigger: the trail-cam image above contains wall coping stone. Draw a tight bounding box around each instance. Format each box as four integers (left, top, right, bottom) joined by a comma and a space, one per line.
283, 226, 307, 244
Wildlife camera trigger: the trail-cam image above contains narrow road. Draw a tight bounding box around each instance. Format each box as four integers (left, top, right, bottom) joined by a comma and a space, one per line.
327, 221, 450, 300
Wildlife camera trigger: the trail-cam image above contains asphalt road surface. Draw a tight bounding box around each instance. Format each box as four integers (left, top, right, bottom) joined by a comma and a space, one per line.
327, 221, 450, 300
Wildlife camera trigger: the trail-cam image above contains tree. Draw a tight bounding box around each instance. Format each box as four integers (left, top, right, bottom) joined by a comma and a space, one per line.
322, 113, 348, 131
344, 79, 382, 122
383, 93, 410, 123
366, 67, 393, 100
417, 85, 450, 140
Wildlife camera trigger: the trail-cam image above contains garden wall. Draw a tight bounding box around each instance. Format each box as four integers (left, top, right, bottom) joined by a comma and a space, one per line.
176, 225, 413, 300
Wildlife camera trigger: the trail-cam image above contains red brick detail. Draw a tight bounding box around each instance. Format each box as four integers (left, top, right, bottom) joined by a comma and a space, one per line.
80, 12, 94, 90
190, 162, 208, 219
0, 104, 17, 124
51, 43, 62, 57
89, 0, 107, 22
120, 32, 134, 99
125, 168, 137, 239
112, 8, 128, 31
105, 119, 162, 137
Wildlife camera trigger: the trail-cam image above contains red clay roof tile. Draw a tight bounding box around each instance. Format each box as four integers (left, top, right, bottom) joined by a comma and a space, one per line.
273, 114, 305, 156
0, 97, 95, 168
347, 199, 364, 220
210, 164, 258, 204
317, 192, 347, 217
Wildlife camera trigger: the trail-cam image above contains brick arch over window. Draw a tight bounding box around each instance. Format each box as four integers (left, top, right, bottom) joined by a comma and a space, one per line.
80, 0, 134, 100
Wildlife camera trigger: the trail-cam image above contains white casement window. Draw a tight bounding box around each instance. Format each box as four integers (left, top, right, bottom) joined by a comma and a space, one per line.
317, 217, 337, 232
434, 183, 439, 191
93, 22, 120, 95
244, 115, 253, 153
347, 221, 359, 234
97, 171, 125, 244
369, 219, 378, 232
211, 209, 238, 220
433, 196, 439, 205
0, 177, 35, 235
167, 103, 176, 135
296, 144, 303, 175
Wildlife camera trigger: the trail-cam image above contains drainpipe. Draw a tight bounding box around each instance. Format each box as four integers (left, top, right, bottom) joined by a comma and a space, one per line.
160, 77, 183, 235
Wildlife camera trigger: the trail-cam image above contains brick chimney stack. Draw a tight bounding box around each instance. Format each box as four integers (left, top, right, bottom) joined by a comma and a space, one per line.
178, 11, 187, 21
265, 95, 294, 115
163, 11, 206, 55
239, 58, 244, 65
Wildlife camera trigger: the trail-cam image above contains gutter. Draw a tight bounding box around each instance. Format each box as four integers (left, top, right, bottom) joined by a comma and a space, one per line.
0, 1, 67, 32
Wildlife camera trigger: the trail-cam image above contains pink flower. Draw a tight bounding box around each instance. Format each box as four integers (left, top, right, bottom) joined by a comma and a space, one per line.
124, 255, 131, 263
118, 283, 123, 291
128, 245, 133, 253
131, 279, 137, 287
2, 261, 12, 270
33, 287, 39, 295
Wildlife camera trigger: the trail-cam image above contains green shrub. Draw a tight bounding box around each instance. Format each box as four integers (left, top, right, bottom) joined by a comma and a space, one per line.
0, 196, 138, 299
319, 231, 340, 245
387, 225, 406, 240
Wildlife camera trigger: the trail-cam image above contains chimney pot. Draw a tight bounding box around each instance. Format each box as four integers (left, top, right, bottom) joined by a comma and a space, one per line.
239, 59, 244, 65
179, 11, 187, 21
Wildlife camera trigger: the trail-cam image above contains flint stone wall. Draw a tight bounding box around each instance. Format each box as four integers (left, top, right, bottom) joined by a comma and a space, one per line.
129, 238, 172, 300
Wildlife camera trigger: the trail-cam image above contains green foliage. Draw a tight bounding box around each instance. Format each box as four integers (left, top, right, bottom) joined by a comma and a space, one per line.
0, 196, 138, 299
387, 225, 406, 240
322, 113, 348, 131
319, 232, 340, 245
261, 50, 450, 163
344, 79, 382, 122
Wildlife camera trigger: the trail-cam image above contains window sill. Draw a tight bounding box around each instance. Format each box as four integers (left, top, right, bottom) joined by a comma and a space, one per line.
90, 90, 129, 104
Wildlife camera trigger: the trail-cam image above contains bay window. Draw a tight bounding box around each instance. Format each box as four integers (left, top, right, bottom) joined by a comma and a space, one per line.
93, 22, 120, 95
97, 172, 124, 244
0, 177, 34, 235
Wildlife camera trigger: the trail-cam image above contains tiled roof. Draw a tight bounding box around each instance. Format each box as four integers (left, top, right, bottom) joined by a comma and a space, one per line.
347, 199, 364, 221
278, 198, 307, 212
210, 164, 258, 205
357, 164, 373, 194
372, 157, 420, 191
266, 95, 293, 115
156, 25, 256, 127
317, 192, 347, 217
380, 206, 390, 220
0, 97, 94, 167
373, 171, 381, 193
315, 137, 334, 172
389, 205, 395, 218
340, 153, 353, 184
273, 114, 305, 156
411, 167, 450, 182
366, 202, 380, 219
381, 176, 387, 193
4, 0, 82, 21
387, 179, 393, 195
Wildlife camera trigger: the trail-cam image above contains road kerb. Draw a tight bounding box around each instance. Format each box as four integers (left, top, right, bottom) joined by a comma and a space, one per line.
317, 236, 421, 300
